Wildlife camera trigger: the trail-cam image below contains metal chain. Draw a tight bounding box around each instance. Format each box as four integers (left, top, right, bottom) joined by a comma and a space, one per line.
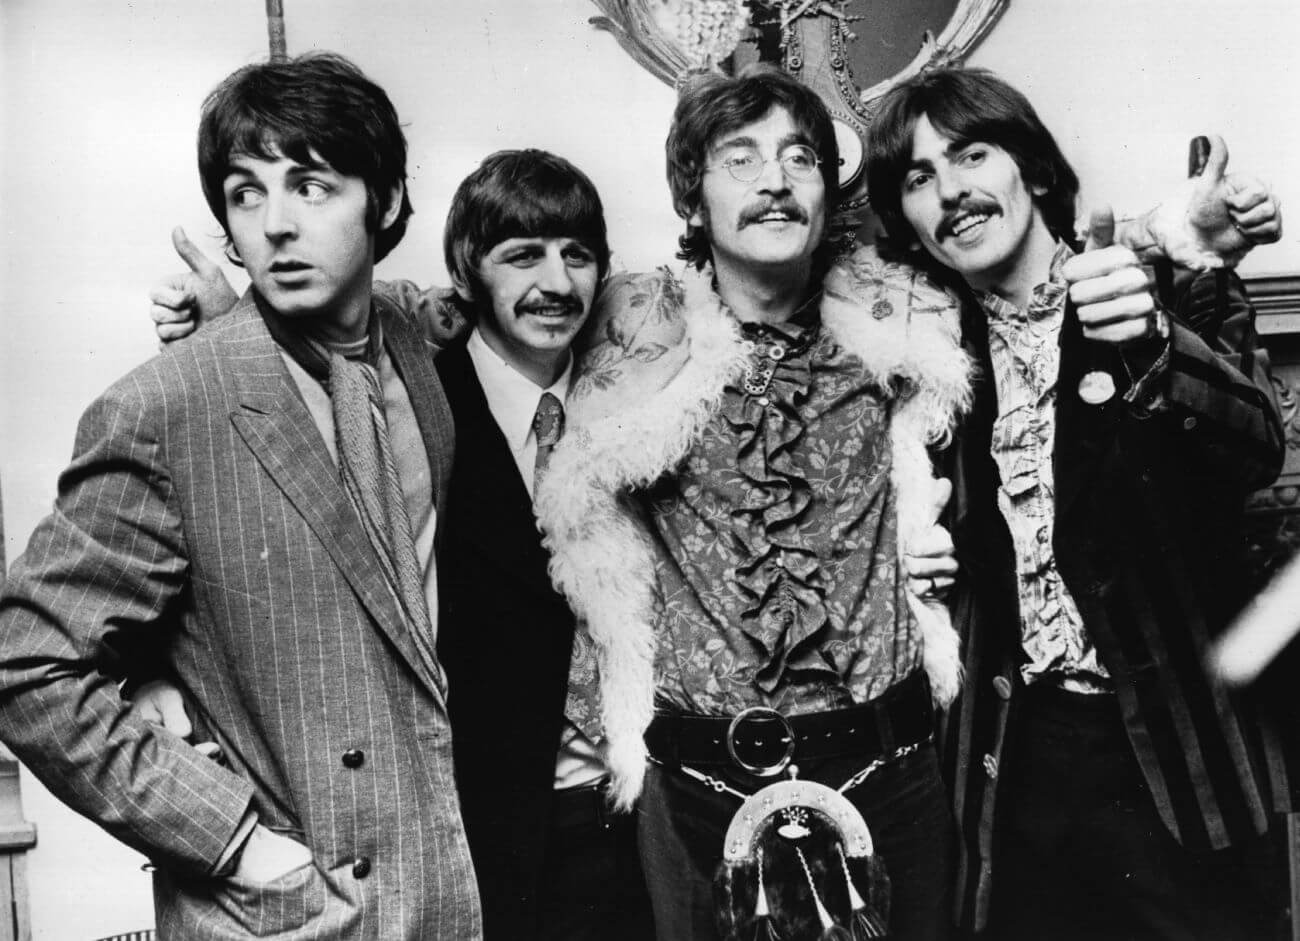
834, 739, 925, 795
655, 735, 929, 803
670, 761, 751, 801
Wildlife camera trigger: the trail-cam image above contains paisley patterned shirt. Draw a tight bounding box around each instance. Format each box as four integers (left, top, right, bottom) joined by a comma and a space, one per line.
975, 242, 1111, 692
639, 296, 922, 716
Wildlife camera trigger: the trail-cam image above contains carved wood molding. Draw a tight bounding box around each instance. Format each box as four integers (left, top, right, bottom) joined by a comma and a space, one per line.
1247, 273, 1300, 334
1245, 273, 1300, 579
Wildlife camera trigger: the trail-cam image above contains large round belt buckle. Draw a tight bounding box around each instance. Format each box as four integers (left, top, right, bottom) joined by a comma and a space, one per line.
725, 706, 796, 778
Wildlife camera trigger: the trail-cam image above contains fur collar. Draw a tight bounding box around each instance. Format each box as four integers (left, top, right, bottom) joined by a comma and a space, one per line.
535, 244, 972, 808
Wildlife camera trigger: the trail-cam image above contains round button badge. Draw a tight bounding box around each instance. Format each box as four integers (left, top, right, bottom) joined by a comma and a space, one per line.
1077, 370, 1116, 405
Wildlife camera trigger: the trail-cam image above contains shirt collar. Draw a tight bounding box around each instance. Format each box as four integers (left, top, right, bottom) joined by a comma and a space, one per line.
975, 241, 1074, 324
465, 327, 572, 455
732, 287, 824, 344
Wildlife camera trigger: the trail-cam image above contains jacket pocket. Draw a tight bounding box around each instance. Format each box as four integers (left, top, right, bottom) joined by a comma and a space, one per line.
212, 860, 327, 936
154, 860, 359, 940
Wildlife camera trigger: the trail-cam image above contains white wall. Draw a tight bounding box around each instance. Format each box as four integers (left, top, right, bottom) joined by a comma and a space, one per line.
0, 1, 1296, 936
968, 0, 1299, 278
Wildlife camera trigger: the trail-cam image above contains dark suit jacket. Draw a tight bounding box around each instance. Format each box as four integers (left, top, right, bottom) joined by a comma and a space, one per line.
943, 271, 1297, 932
0, 295, 481, 939
435, 340, 579, 941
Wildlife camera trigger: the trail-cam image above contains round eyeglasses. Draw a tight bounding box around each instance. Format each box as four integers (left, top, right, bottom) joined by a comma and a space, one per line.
705, 144, 822, 184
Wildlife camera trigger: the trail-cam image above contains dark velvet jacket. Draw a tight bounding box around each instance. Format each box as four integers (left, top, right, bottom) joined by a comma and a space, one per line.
941, 271, 1297, 932
435, 339, 579, 941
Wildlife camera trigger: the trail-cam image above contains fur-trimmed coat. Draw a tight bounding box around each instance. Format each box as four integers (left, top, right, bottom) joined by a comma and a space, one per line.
534, 244, 975, 808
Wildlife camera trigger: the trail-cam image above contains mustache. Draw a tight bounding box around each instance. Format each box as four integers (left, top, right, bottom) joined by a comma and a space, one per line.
936, 198, 999, 240
515, 293, 585, 316
738, 198, 809, 229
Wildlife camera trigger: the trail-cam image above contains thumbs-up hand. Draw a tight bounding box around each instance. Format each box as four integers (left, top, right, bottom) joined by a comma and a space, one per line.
1139, 135, 1278, 270
1064, 206, 1164, 347
905, 478, 958, 600
148, 227, 238, 345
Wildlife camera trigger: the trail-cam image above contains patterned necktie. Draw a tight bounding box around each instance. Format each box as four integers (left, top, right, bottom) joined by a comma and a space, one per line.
532, 391, 565, 487
330, 351, 442, 685
529, 391, 597, 748
525, 392, 592, 743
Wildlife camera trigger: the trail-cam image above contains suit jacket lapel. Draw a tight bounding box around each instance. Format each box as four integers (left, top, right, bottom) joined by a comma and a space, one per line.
379, 297, 455, 524
437, 342, 556, 598
223, 299, 445, 696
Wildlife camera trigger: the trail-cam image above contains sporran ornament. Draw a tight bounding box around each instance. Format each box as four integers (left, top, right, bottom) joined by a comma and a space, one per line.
713, 771, 891, 939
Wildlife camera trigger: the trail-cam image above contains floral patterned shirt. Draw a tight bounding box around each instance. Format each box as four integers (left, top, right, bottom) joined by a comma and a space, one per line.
975, 242, 1111, 692
639, 296, 922, 716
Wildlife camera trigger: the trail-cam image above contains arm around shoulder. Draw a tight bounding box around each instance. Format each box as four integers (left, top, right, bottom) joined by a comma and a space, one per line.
559, 268, 694, 431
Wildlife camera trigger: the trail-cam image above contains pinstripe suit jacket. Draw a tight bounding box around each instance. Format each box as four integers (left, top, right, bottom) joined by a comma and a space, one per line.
943, 271, 1297, 932
0, 294, 482, 939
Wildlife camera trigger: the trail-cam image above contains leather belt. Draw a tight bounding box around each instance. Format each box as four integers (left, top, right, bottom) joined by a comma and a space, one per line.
549, 778, 618, 832
645, 671, 933, 774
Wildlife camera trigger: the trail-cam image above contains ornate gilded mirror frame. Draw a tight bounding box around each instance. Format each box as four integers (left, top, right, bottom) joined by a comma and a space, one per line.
589, 0, 1008, 217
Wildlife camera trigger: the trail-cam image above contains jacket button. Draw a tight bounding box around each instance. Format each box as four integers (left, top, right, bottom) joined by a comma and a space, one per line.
341, 749, 365, 769
992, 676, 1013, 700
983, 754, 999, 780
1183, 416, 1198, 431
351, 856, 371, 879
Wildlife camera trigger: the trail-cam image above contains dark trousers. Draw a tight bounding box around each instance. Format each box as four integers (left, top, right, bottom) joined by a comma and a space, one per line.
536, 781, 656, 941
638, 743, 956, 941
987, 684, 1287, 941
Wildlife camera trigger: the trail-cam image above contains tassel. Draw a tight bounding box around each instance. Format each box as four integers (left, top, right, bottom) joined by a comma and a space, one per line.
752, 849, 780, 941
795, 848, 852, 940
837, 844, 887, 939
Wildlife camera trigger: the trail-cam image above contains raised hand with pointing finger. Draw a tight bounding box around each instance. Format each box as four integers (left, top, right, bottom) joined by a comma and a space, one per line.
148, 226, 237, 344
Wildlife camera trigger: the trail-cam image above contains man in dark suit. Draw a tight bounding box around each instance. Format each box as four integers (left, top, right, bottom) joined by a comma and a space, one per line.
426, 148, 653, 941
866, 67, 1291, 939
0, 53, 480, 939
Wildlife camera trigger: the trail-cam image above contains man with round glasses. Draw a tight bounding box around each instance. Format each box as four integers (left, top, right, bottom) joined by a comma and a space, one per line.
533, 63, 967, 940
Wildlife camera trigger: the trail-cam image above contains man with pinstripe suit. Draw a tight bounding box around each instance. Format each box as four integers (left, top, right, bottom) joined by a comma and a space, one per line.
0, 54, 481, 939
866, 67, 1291, 939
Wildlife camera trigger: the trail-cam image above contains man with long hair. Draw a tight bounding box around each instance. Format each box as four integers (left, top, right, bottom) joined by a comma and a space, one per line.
867, 66, 1289, 940
536, 64, 970, 941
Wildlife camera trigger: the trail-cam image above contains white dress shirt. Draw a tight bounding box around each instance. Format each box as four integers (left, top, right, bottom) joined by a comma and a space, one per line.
466, 329, 572, 499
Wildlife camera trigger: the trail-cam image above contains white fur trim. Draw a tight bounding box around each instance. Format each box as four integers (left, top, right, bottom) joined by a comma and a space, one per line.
536, 267, 752, 808
821, 248, 972, 706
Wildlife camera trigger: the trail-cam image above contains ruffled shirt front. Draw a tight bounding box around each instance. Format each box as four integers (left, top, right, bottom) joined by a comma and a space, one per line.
641, 296, 921, 716
976, 242, 1110, 692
